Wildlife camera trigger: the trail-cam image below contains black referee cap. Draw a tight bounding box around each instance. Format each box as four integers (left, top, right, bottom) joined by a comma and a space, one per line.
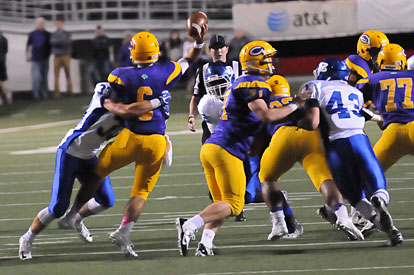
209, 35, 227, 50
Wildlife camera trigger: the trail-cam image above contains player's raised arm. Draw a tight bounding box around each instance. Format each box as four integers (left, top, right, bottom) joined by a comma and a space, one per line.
178, 11, 208, 74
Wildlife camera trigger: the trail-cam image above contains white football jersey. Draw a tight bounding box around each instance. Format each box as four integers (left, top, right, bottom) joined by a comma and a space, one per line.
60, 84, 123, 159
197, 94, 224, 133
307, 80, 365, 141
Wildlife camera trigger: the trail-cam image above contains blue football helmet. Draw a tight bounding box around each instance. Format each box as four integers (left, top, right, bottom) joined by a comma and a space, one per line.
204, 62, 235, 99
313, 57, 350, 81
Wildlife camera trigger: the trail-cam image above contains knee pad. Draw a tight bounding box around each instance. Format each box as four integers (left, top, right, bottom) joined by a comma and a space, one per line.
38, 207, 56, 225
87, 198, 109, 214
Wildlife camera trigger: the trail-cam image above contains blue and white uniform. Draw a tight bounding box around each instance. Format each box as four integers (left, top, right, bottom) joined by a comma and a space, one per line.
307, 79, 387, 206
195, 60, 240, 133
48, 83, 120, 217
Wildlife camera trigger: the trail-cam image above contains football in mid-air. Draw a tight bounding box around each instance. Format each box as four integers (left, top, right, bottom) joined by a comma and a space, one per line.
186, 11, 208, 37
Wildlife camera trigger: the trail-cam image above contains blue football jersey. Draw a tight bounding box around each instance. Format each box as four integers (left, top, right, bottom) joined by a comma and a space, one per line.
108, 60, 182, 135
357, 70, 414, 128
206, 74, 272, 160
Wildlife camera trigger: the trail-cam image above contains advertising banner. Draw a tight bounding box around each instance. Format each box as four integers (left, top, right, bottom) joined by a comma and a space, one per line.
233, 0, 358, 41
358, 0, 414, 33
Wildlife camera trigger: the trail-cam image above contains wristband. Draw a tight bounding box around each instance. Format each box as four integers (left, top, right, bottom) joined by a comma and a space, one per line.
194, 41, 205, 49
150, 98, 161, 109
371, 114, 382, 122
287, 103, 298, 112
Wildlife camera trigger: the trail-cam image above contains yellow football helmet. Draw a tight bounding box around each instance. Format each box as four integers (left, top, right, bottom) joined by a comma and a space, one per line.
129, 31, 159, 65
239, 40, 277, 75
267, 75, 290, 97
357, 30, 389, 61
378, 43, 407, 71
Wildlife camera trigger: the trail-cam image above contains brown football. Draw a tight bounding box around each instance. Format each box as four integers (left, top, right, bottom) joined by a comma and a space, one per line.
186, 11, 208, 37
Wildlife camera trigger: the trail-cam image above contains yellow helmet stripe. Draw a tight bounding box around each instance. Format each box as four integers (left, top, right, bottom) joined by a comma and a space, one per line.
108, 73, 125, 86
235, 80, 271, 90
166, 61, 181, 86
356, 78, 370, 84
345, 59, 369, 78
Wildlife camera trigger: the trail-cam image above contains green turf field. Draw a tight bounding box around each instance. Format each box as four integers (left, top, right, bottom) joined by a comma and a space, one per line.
0, 92, 413, 274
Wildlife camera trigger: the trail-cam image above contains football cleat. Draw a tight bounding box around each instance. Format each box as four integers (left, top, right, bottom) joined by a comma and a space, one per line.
195, 242, 214, 257
268, 213, 288, 240
75, 221, 93, 243
371, 195, 403, 246
282, 215, 304, 239
109, 230, 138, 257
371, 195, 393, 232
387, 226, 403, 247
234, 209, 247, 222
350, 209, 369, 227
18, 236, 33, 260
175, 218, 196, 256
360, 220, 380, 238
316, 205, 337, 226
335, 216, 364, 241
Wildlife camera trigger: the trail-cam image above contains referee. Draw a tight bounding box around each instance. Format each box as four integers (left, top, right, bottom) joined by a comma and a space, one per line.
187, 34, 241, 143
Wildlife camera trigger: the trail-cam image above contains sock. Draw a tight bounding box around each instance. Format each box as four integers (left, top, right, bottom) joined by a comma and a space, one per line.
332, 203, 348, 219
184, 214, 204, 232
270, 206, 284, 213
270, 209, 285, 224
200, 229, 215, 248
118, 217, 135, 234
74, 213, 84, 224
372, 189, 390, 205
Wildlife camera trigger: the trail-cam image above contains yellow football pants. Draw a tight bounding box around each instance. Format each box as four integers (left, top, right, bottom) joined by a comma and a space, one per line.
95, 128, 166, 200
259, 126, 332, 191
200, 143, 245, 216
374, 121, 414, 172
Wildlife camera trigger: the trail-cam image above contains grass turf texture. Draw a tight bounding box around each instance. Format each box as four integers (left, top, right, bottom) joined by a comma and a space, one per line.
0, 87, 413, 274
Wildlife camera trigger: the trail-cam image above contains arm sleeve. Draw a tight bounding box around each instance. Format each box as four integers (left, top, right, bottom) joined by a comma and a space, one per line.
177, 57, 189, 74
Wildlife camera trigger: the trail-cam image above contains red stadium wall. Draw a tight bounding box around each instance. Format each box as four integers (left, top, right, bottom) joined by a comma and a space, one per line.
278, 50, 414, 75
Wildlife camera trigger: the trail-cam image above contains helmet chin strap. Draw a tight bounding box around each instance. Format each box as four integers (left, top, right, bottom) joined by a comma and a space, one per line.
246, 65, 272, 75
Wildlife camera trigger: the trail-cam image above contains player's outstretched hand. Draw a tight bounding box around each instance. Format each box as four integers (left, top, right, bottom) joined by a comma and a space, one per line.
293, 84, 312, 108
159, 90, 172, 106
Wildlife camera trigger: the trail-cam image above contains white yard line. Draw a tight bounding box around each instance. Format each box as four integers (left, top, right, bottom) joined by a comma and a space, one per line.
0, 239, 413, 261
193, 265, 414, 275
0, 120, 79, 134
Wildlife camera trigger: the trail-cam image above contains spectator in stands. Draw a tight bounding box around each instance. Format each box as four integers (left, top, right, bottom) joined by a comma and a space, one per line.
0, 30, 9, 105
165, 30, 182, 61
227, 29, 250, 62
118, 31, 133, 67
26, 17, 51, 100
89, 25, 112, 85
51, 19, 73, 98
